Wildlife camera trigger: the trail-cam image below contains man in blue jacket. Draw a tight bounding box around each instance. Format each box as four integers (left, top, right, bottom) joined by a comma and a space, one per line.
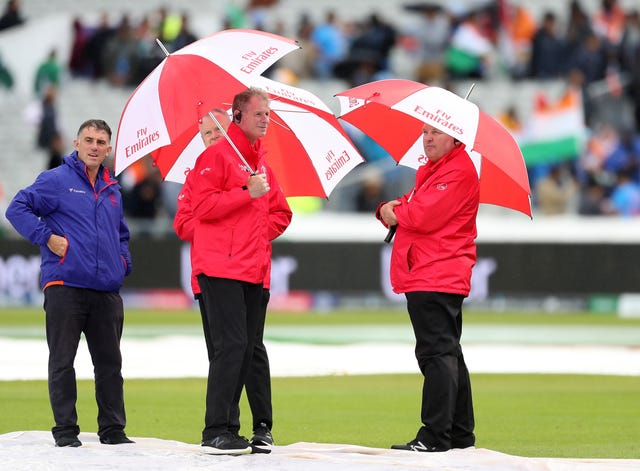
6, 119, 134, 447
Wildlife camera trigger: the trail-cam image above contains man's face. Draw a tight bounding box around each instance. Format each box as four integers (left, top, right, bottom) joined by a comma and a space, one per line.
237, 96, 270, 143
74, 126, 111, 172
199, 111, 231, 147
422, 124, 457, 163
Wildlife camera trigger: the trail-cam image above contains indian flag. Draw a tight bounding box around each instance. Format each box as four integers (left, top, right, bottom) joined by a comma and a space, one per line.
518, 89, 587, 166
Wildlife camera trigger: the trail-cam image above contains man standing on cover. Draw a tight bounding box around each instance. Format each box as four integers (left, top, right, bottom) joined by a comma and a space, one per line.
174, 107, 283, 450
5, 119, 134, 448
377, 123, 479, 452
189, 88, 291, 455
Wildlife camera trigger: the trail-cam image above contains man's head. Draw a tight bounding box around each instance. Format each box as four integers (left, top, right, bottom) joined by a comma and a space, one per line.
199, 109, 231, 147
232, 87, 270, 144
74, 119, 112, 172
422, 123, 459, 163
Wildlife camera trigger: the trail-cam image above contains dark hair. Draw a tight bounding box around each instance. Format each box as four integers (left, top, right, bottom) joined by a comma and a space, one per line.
232, 87, 269, 119
77, 119, 112, 140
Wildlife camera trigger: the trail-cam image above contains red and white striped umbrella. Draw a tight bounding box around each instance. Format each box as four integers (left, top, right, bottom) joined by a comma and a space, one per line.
113, 29, 300, 178
153, 76, 365, 197
336, 79, 532, 217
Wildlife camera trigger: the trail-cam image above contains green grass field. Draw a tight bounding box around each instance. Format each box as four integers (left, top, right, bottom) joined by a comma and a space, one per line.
1, 307, 639, 459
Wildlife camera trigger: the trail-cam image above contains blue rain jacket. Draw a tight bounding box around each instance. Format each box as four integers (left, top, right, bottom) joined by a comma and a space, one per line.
5, 152, 132, 291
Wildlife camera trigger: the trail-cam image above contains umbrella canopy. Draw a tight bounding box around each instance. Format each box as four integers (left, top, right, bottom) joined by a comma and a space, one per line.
335, 79, 532, 217
155, 75, 365, 198
114, 28, 300, 177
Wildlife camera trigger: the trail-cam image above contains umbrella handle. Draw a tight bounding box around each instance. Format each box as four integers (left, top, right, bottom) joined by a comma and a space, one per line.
384, 225, 397, 244
207, 111, 255, 175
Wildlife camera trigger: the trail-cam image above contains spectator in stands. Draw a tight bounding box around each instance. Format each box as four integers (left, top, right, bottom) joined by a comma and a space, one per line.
310, 10, 348, 79
619, 9, 640, 74
123, 156, 163, 237
578, 175, 608, 215
36, 86, 60, 152
529, 11, 567, 79
619, 10, 640, 132
0, 50, 13, 89
568, 31, 608, 85
500, 4, 537, 80
565, 0, 594, 58
84, 12, 115, 81
47, 131, 64, 169
608, 168, 640, 216
103, 14, 138, 87
34, 49, 61, 98
171, 12, 198, 51
339, 12, 397, 86
0, 0, 23, 31
68, 17, 92, 78
355, 165, 385, 213
445, 9, 495, 79
129, 14, 165, 86
592, 0, 626, 50
602, 128, 640, 180
534, 163, 579, 215
400, 4, 450, 84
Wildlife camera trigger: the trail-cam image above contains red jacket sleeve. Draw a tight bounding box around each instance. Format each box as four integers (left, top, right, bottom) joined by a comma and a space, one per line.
266, 166, 292, 241
173, 172, 196, 241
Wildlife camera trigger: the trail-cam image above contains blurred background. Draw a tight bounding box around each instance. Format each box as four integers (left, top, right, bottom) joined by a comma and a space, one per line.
1, 0, 640, 314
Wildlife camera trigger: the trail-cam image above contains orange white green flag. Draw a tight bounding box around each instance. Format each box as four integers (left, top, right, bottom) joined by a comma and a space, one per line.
518, 88, 588, 166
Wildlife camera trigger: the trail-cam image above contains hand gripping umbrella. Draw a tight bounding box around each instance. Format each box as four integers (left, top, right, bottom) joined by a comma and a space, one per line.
335, 79, 532, 241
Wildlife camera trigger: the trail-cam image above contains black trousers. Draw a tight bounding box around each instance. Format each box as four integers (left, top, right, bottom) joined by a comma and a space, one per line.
197, 275, 263, 440
406, 291, 475, 450
196, 289, 272, 432
44, 285, 126, 440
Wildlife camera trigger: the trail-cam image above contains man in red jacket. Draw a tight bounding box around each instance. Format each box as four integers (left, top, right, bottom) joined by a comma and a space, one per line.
174, 107, 281, 450
377, 123, 479, 452
188, 88, 292, 455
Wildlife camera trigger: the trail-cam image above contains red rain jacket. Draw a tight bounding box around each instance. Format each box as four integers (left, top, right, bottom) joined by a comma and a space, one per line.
377, 144, 479, 295
187, 123, 291, 287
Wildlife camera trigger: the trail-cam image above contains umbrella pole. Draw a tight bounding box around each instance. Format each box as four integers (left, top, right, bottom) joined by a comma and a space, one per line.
464, 83, 476, 100
207, 111, 256, 175
154, 38, 255, 176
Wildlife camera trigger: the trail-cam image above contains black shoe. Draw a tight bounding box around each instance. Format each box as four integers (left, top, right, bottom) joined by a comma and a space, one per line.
391, 438, 441, 452
100, 431, 135, 445
55, 435, 82, 447
250, 422, 274, 447
201, 432, 252, 455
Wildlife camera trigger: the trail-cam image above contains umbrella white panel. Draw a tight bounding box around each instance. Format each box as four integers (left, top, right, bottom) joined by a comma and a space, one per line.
392, 87, 480, 149
114, 65, 171, 175
176, 30, 300, 79
275, 101, 363, 196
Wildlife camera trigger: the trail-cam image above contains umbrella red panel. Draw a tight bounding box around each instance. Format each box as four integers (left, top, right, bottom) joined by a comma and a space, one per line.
151, 124, 199, 178
157, 55, 246, 139
475, 111, 530, 194
479, 157, 532, 217
337, 102, 424, 161
262, 115, 326, 197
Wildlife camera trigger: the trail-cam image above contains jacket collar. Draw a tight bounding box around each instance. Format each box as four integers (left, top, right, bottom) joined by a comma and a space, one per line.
225, 122, 264, 171
63, 152, 116, 187
425, 144, 467, 171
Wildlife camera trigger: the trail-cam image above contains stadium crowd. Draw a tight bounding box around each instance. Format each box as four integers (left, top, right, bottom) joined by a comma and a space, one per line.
2, 0, 640, 229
